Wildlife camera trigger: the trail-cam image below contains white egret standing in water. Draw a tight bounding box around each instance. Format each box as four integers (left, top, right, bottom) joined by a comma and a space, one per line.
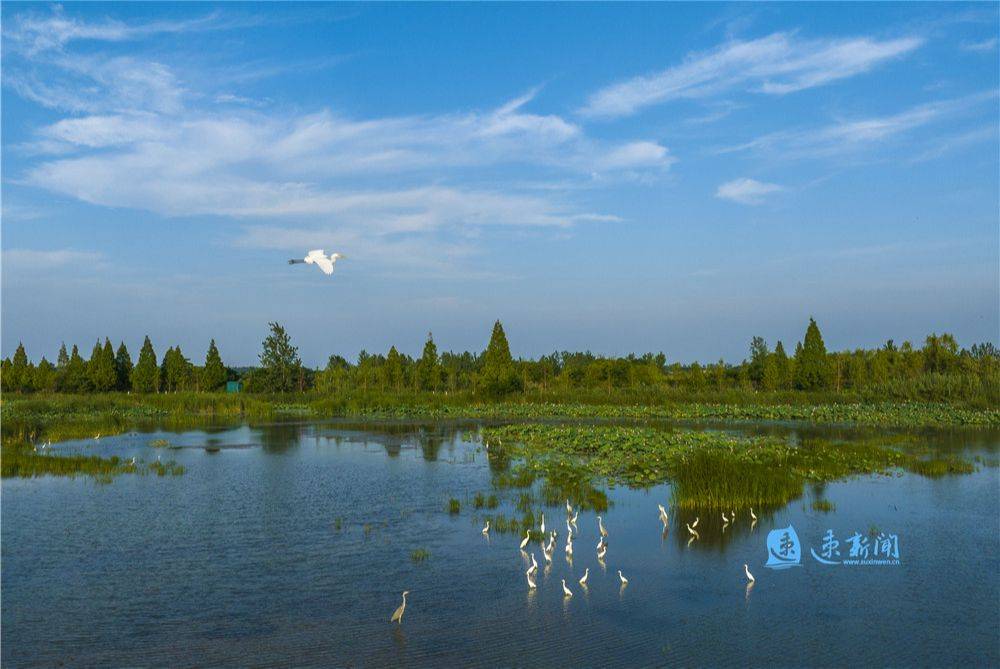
579, 568, 589, 586
686, 523, 699, 539
691, 516, 699, 528
750, 508, 757, 521
390, 591, 410, 624
526, 570, 537, 589
598, 516, 608, 538
288, 249, 345, 275
722, 512, 729, 524
519, 531, 530, 550
658, 504, 669, 528
529, 553, 538, 575
482, 520, 490, 535
561, 579, 573, 598
566, 500, 573, 515
571, 510, 579, 527
744, 564, 755, 583
618, 570, 629, 586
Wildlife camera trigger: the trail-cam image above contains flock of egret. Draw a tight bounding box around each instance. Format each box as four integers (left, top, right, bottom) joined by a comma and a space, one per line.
391, 496, 761, 623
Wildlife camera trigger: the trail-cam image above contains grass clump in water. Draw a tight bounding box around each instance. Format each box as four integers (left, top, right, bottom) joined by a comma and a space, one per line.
448, 498, 461, 514
410, 548, 430, 563
907, 457, 976, 477
811, 499, 836, 512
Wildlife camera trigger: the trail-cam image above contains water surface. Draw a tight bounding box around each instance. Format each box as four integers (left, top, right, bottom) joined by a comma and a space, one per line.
3, 420, 998, 667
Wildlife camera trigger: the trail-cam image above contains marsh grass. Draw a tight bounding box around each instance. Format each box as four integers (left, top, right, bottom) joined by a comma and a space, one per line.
448, 498, 461, 514
907, 457, 976, 477
811, 499, 836, 512
410, 548, 430, 563
1, 438, 183, 480
480, 424, 980, 511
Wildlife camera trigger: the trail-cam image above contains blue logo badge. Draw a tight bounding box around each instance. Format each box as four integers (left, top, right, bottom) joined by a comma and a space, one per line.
765, 525, 802, 569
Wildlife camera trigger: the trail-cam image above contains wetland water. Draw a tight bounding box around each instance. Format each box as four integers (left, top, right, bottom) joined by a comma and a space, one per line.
2, 419, 998, 667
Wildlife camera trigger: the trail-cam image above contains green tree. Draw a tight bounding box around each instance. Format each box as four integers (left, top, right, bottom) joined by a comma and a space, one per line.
477, 320, 522, 398
34, 357, 57, 392
10, 342, 30, 392
201, 339, 226, 391
161, 346, 192, 391
794, 318, 832, 390
748, 336, 770, 388
132, 336, 160, 393
64, 345, 91, 392
88, 339, 117, 391
416, 332, 441, 391
115, 342, 133, 391
773, 341, 790, 389
384, 346, 404, 391
761, 353, 779, 391
258, 322, 301, 392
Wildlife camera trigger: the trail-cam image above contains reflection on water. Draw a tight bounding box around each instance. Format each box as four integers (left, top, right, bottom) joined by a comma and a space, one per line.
2, 418, 998, 668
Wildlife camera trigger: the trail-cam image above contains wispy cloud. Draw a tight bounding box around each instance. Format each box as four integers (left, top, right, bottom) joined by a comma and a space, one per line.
6, 9, 672, 271
2, 6, 252, 55
715, 178, 784, 205
716, 91, 998, 159
2, 248, 105, 270
961, 37, 998, 53
580, 32, 923, 119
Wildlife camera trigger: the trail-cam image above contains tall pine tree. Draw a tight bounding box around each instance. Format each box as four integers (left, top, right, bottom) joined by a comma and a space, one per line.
202, 339, 226, 391
794, 318, 832, 390
88, 338, 117, 391
416, 332, 441, 391
478, 320, 522, 398
115, 342, 133, 391
132, 336, 160, 393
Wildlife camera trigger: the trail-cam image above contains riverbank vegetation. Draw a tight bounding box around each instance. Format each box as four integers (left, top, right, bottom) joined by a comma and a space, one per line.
476, 424, 981, 511
3, 319, 998, 408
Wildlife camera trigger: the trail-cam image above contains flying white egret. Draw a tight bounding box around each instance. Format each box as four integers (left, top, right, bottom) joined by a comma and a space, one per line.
561, 579, 573, 598
519, 531, 530, 550
744, 564, 755, 583
579, 568, 589, 586
750, 508, 757, 521
618, 570, 629, 586
598, 516, 608, 538
390, 591, 410, 624
482, 520, 490, 535
288, 249, 345, 276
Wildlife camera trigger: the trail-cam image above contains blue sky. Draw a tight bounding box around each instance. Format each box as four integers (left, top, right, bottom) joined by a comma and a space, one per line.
2, 2, 998, 366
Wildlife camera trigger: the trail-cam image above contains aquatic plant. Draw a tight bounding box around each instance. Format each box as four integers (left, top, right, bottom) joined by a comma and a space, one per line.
907, 457, 976, 477
479, 423, 979, 511
448, 498, 461, 514
811, 499, 836, 512
410, 548, 430, 563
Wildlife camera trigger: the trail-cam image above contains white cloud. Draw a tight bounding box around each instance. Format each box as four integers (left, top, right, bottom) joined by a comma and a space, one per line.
961, 38, 998, 53
581, 32, 923, 118
2, 248, 105, 270
716, 91, 997, 159
715, 178, 784, 205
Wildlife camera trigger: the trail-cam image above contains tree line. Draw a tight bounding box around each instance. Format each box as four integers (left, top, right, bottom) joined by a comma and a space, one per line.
2, 318, 998, 402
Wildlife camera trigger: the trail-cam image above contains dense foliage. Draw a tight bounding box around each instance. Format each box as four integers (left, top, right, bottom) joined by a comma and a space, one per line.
2, 318, 998, 407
